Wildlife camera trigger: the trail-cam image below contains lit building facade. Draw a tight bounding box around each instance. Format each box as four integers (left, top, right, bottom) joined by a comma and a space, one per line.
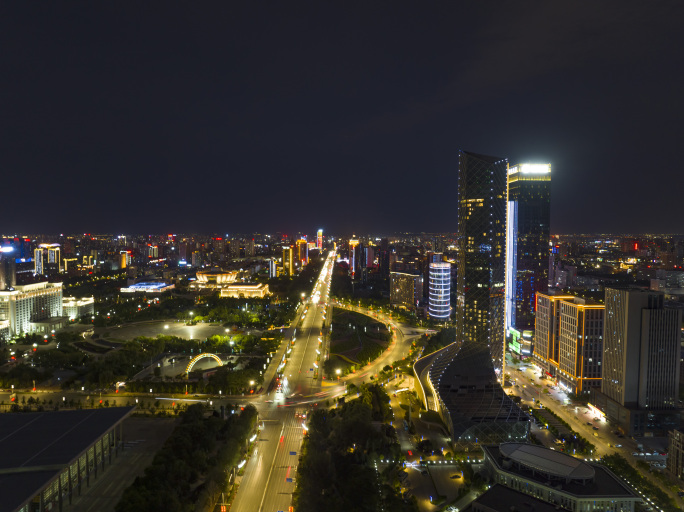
592, 288, 682, 435
505, 163, 551, 335
317, 229, 323, 249
533, 293, 575, 375
349, 238, 359, 279
455, 150, 508, 373
420, 150, 528, 447
282, 246, 294, 276
0, 247, 16, 291
220, 283, 270, 299
0, 282, 64, 338
557, 298, 604, 394
193, 270, 238, 289
482, 444, 639, 512
34, 248, 44, 274
534, 293, 604, 394
296, 239, 308, 266
390, 272, 423, 310
428, 262, 451, 320
62, 296, 95, 321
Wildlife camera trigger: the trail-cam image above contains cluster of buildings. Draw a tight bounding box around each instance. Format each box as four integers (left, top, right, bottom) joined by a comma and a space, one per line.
0, 278, 93, 345
408, 149, 684, 456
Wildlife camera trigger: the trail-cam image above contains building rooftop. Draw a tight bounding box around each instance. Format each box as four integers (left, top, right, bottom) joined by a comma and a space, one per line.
0, 407, 134, 512
484, 444, 638, 499
499, 443, 595, 480
473, 484, 570, 512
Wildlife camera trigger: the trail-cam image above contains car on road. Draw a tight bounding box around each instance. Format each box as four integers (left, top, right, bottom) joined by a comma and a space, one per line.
592, 426, 599, 430
586, 422, 593, 425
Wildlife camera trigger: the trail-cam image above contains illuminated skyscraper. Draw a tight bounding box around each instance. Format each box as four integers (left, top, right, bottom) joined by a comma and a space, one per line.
455, 150, 508, 373
47, 246, 60, 269
349, 238, 359, 279
0, 247, 16, 291
296, 239, 308, 266
419, 150, 527, 447
282, 246, 294, 276
34, 248, 44, 274
505, 163, 551, 335
317, 229, 323, 250
428, 262, 451, 320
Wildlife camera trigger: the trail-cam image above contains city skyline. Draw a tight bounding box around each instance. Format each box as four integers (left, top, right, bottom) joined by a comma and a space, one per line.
2, 3, 684, 234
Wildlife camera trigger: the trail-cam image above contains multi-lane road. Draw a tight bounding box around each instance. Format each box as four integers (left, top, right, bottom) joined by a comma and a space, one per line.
231, 250, 336, 512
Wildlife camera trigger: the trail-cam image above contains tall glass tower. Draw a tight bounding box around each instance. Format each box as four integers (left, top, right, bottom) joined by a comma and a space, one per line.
505, 163, 551, 334
419, 150, 528, 447
455, 150, 508, 374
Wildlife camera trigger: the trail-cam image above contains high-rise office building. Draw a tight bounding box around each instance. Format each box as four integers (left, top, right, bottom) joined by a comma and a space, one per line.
558, 299, 604, 394
296, 239, 308, 266
317, 229, 323, 250
268, 258, 277, 278
390, 272, 423, 309
229, 239, 241, 259
533, 293, 575, 374
47, 246, 60, 270
245, 239, 255, 257
419, 150, 528, 447
34, 248, 44, 275
282, 246, 294, 276
0, 247, 17, 291
594, 287, 682, 435
505, 163, 551, 334
455, 150, 508, 374
349, 238, 359, 279
428, 262, 451, 320
602, 288, 680, 409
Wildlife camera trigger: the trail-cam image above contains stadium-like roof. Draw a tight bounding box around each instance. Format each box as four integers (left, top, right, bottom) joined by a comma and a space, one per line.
500, 443, 595, 480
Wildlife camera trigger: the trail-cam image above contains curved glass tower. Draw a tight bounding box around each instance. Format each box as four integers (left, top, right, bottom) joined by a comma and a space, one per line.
428, 262, 451, 320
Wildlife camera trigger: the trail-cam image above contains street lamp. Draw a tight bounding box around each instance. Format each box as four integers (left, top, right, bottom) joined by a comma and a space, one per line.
336, 368, 341, 380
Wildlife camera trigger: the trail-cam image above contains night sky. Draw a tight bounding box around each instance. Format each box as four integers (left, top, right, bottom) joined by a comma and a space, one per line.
2, 3, 683, 235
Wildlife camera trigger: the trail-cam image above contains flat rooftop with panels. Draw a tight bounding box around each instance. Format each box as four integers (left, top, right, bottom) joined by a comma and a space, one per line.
0, 407, 133, 512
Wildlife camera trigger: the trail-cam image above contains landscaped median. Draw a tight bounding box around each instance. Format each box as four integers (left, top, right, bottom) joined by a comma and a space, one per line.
322, 307, 392, 377
292, 384, 416, 512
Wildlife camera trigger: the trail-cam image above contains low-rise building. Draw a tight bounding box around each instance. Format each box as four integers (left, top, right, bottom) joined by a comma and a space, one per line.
192, 269, 238, 290
62, 297, 95, 321
220, 283, 270, 299
483, 443, 640, 512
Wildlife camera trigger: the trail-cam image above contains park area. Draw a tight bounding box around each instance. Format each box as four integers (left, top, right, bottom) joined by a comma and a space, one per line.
327, 308, 390, 374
